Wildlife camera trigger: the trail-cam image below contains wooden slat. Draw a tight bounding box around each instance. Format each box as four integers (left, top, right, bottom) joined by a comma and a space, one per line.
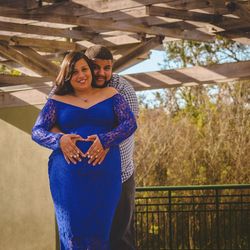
0, 7, 215, 41
0, 0, 39, 9
71, 0, 171, 13
28, 1, 217, 21
13, 46, 60, 77
153, 0, 226, 10
122, 60, 250, 91
85, 6, 148, 21
0, 41, 55, 78
113, 36, 163, 72
0, 61, 43, 76
1, 60, 250, 108
225, 1, 250, 23
147, 6, 230, 23
29, 1, 92, 16
0, 88, 51, 108
217, 27, 250, 45
207, 0, 250, 31
0, 21, 95, 40
12, 2, 145, 20
147, 5, 250, 32
71, 0, 215, 13
0, 75, 51, 86
90, 34, 141, 47
0, 34, 85, 51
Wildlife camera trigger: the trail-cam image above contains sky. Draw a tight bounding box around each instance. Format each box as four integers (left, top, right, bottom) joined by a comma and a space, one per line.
119, 50, 168, 104
120, 50, 167, 75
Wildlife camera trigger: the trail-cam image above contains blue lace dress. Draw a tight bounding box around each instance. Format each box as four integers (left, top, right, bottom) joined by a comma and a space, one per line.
32, 93, 137, 250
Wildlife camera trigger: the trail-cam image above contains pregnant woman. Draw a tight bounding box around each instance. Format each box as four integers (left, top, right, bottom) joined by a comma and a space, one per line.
32, 51, 137, 250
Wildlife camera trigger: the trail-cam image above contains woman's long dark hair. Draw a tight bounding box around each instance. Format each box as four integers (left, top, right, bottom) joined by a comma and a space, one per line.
54, 51, 96, 95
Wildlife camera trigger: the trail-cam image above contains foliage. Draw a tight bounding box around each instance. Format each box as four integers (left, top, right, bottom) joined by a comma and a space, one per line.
162, 36, 250, 69
134, 37, 250, 186
0, 64, 21, 76
134, 81, 250, 186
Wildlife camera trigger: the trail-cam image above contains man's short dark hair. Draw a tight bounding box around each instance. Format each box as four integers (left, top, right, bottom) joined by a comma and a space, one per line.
85, 45, 113, 60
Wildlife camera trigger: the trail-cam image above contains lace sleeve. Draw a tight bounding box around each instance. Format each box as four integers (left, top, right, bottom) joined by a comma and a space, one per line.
31, 99, 63, 150
98, 94, 137, 149
48, 85, 57, 98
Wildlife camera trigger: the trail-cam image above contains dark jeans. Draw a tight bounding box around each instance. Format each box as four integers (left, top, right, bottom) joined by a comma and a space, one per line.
110, 173, 136, 250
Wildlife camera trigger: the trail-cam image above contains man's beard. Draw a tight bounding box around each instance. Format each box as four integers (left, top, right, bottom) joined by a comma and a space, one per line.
92, 78, 110, 88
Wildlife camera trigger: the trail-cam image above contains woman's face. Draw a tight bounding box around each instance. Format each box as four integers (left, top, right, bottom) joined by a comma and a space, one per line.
70, 58, 93, 92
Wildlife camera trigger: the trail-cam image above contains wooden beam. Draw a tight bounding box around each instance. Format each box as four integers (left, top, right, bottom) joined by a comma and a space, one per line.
155, 0, 226, 10
13, 46, 60, 77
146, 6, 228, 23
71, 0, 170, 13
25, 0, 41, 10
29, 1, 96, 16
28, 1, 187, 24
0, 88, 51, 108
90, 34, 141, 47
42, 0, 64, 2
217, 26, 250, 36
0, 41, 55, 78
0, 62, 44, 76
146, 5, 250, 33
0, 7, 215, 41
14, 1, 146, 21
122, 60, 250, 91
1, 60, 250, 108
0, 0, 39, 9
28, 1, 217, 21
206, 0, 250, 30
225, 1, 250, 23
0, 75, 51, 86
0, 34, 85, 51
0, 21, 95, 40
113, 36, 163, 72
146, 2, 250, 32
85, 6, 148, 21
71, 0, 215, 13
59, 17, 212, 41
217, 27, 250, 45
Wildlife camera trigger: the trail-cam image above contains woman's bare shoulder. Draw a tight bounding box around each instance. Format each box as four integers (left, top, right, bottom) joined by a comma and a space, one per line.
50, 94, 73, 103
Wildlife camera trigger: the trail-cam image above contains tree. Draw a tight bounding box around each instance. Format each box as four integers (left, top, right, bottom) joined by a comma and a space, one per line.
134, 37, 250, 186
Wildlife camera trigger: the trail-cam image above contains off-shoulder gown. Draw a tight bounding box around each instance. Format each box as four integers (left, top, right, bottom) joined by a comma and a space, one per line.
32, 93, 137, 250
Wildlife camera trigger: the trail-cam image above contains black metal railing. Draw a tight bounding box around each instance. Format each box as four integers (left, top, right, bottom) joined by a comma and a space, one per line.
135, 184, 250, 250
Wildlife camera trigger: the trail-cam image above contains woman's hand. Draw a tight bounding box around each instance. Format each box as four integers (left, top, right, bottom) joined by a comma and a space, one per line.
60, 134, 85, 164
89, 148, 109, 166
84, 135, 109, 166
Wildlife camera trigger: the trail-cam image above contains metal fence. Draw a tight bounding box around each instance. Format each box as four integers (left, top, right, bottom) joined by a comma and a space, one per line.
135, 184, 250, 250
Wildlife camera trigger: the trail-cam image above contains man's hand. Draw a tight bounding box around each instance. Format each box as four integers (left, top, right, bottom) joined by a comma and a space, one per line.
60, 134, 85, 164
85, 135, 109, 166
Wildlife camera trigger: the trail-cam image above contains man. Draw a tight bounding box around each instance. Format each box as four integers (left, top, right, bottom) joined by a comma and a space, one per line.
51, 45, 139, 250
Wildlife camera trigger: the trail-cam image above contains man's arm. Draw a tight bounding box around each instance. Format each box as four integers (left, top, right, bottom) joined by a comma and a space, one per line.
110, 74, 139, 118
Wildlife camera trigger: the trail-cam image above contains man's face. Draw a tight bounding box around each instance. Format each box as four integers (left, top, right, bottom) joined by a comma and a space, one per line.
93, 59, 113, 87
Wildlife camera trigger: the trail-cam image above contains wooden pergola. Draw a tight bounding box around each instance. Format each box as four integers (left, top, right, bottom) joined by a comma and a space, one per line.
0, 0, 250, 107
